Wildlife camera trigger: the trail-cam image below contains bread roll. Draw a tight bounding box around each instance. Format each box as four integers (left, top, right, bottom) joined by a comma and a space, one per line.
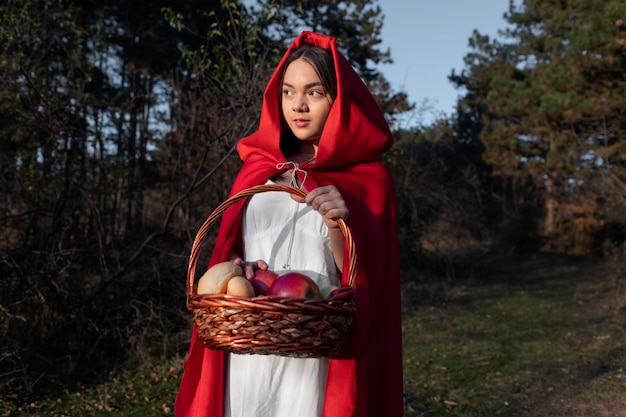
226, 275, 255, 297
197, 261, 244, 294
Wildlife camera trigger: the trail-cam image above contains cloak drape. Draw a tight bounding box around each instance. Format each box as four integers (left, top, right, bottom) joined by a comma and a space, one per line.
175, 30, 403, 417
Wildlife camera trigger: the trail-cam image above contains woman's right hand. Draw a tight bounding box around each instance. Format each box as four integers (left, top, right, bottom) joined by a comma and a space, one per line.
231, 257, 269, 280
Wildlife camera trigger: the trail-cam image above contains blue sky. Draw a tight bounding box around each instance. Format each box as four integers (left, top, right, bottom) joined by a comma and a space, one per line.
378, 1, 512, 126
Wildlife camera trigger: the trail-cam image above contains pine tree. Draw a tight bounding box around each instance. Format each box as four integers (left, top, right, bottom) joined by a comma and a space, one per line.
454, 0, 626, 254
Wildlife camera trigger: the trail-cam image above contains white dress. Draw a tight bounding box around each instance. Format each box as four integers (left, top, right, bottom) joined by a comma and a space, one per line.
224, 182, 341, 417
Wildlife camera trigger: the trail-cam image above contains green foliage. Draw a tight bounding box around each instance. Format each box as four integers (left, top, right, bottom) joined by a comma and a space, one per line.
1, 0, 417, 405
0, 0, 249, 402
453, 0, 626, 254
384, 120, 490, 288
252, 0, 389, 79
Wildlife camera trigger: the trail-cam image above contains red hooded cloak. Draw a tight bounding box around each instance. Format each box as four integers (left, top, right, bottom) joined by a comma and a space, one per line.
175, 31, 403, 417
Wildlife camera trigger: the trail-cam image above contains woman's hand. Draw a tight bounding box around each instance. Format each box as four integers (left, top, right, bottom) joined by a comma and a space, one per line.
292, 185, 348, 271
292, 185, 349, 229
231, 257, 269, 280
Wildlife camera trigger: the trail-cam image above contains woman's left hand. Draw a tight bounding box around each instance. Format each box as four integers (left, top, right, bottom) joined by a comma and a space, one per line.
292, 185, 349, 229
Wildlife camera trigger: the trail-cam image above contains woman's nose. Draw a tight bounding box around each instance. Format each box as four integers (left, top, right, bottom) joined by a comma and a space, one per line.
293, 97, 308, 112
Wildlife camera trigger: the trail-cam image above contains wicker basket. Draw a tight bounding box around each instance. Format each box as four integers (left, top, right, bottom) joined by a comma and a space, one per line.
186, 184, 357, 358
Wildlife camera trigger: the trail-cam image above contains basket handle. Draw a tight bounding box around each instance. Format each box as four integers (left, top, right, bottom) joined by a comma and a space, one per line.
186, 184, 358, 300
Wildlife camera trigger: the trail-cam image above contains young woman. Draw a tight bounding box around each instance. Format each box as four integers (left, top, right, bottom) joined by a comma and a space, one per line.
175, 31, 403, 417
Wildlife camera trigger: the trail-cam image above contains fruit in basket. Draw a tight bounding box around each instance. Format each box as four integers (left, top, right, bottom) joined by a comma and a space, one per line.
197, 261, 244, 294
226, 275, 256, 297
267, 272, 321, 298
320, 285, 339, 299
250, 269, 280, 295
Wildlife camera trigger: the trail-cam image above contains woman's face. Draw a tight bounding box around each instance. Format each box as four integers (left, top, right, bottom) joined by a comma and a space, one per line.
281, 58, 334, 145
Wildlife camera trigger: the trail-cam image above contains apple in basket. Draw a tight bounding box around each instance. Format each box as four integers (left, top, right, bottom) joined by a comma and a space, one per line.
250, 269, 280, 296
320, 285, 339, 299
267, 272, 321, 298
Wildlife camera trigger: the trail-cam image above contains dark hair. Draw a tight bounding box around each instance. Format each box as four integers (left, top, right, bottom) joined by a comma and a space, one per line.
283, 44, 337, 99
279, 44, 337, 157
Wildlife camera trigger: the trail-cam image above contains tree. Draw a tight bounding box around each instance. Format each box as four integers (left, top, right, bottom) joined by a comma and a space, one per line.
0, 0, 265, 398
453, 0, 626, 254
383, 118, 487, 296
0, 0, 421, 402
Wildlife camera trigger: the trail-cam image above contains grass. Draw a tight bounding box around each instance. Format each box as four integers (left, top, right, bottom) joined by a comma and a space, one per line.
1, 358, 184, 416
2, 252, 625, 416
403, 252, 626, 416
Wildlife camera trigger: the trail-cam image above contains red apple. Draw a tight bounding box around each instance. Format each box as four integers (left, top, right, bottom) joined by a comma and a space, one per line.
250, 269, 279, 296
267, 272, 321, 298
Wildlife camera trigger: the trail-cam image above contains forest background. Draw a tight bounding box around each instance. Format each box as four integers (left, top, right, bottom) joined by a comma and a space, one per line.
1, 0, 626, 412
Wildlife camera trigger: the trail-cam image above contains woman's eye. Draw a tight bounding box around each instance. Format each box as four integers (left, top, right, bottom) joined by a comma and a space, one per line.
282, 89, 293, 96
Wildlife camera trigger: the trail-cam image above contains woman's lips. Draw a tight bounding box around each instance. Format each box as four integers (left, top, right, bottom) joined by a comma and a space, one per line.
293, 118, 310, 127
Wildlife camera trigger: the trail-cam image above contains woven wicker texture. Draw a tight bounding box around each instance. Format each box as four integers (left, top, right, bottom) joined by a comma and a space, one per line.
186, 184, 357, 358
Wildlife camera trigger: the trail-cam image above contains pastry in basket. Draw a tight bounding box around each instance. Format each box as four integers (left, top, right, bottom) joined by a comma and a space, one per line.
196, 261, 244, 294
196, 261, 255, 297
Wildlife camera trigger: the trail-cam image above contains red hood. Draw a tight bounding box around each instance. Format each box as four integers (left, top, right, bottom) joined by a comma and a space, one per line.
237, 30, 393, 170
